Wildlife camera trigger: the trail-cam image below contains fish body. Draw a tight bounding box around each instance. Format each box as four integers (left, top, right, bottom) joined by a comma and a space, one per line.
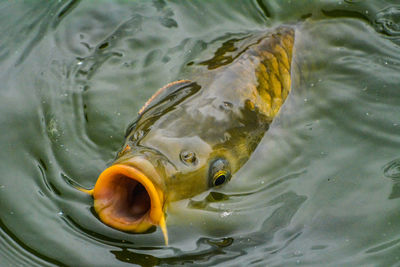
88, 26, 295, 243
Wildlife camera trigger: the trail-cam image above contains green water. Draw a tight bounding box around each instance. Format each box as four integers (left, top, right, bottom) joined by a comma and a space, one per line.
1, 0, 400, 266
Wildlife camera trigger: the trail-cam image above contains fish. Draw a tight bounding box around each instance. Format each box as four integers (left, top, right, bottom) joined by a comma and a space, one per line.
80, 26, 295, 245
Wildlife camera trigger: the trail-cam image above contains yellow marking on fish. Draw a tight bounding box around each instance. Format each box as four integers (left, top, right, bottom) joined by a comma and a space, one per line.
118, 144, 132, 157
279, 63, 291, 100
274, 44, 290, 71
76, 187, 94, 195
138, 80, 191, 115
253, 30, 293, 118
281, 34, 294, 60
159, 214, 168, 245
256, 64, 272, 114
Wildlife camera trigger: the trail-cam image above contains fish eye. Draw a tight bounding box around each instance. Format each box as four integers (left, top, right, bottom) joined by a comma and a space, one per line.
213, 171, 229, 186
180, 150, 198, 165
209, 158, 231, 187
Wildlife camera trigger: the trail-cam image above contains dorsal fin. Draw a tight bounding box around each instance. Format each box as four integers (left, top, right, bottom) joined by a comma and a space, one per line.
138, 80, 192, 115
125, 80, 200, 138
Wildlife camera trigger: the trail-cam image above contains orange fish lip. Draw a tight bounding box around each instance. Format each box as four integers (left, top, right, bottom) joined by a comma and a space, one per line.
92, 163, 166, 236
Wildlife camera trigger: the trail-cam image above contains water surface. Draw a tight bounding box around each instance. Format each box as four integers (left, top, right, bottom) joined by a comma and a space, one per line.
1, 0, 400, 266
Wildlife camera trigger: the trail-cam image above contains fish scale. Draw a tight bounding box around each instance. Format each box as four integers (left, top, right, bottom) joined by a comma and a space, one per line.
253, 28, 294, 118
81, 26, 295, 245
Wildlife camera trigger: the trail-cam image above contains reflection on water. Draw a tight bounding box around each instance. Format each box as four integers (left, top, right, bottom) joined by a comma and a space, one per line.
1, 0, 400, 266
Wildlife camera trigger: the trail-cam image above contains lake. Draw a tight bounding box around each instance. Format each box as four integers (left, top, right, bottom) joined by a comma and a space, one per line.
0, 0, 400, 266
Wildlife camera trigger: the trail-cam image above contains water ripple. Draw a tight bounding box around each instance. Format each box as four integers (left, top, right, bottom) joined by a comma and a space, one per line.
2, 1, 400, 266
383, 158, 400, 179
375, 6, 400, 37
365, 237, 400, 254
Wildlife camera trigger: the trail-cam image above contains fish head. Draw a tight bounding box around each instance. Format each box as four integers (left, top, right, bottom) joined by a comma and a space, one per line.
136, 133, 238, 202
91, 138, 236, 244
92, 146, 172, 239
91, 80, 267, 242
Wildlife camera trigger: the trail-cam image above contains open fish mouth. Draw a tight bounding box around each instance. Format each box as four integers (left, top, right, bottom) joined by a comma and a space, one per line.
92, 163, 168, 243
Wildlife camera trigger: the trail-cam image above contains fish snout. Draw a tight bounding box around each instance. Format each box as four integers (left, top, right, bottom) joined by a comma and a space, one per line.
93, 156, 168, 241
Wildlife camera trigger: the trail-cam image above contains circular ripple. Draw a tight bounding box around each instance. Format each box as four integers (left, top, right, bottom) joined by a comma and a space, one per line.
375, 6, 400, 37
383, 159, 400, 179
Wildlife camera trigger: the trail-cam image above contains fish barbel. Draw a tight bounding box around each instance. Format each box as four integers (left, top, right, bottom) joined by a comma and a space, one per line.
81, 26, 295, 244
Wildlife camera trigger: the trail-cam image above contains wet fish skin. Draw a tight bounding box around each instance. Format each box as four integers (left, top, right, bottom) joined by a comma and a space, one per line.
123, 26, 294, 200
89, 26, 295, 241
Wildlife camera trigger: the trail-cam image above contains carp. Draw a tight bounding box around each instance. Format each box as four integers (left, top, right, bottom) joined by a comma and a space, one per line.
81, 26, 295, 244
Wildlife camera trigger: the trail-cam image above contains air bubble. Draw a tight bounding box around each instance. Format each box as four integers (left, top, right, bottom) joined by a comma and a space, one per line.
220, 210, 232, 218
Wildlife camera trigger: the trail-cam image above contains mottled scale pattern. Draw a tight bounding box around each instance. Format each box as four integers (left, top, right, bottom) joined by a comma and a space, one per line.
254, 28, 294, 118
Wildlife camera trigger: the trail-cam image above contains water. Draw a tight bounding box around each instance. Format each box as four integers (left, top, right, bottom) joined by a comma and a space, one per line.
1, 0, 400, 266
